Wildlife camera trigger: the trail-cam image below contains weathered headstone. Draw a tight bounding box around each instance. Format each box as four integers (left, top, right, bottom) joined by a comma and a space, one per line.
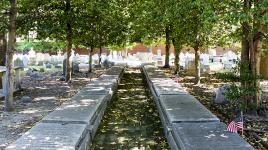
72, 61, 79, 73
29, 57, 36, 65
14, 58, 24, 67
102, 59, 109, 69
55, 65, 62, 69
63, 58, 66, 75
94, 64, 101, 68
214, 84, 230, 104
37, 61, 44, 66
22, 55, 29, 67
45, 63, 52, 69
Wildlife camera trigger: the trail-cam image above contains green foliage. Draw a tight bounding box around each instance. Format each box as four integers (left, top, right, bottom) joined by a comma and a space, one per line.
16, 40, 65, 53
215, 61, 262, 110
0, 1, 9, 34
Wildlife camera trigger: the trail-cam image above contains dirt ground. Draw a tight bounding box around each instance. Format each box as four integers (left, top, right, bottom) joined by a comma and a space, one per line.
0, 69, 106, 149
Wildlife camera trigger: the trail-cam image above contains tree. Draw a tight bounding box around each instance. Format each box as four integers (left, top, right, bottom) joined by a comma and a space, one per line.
223, 0, 268, 112
0, 35, 7, 66
129, 0, 167, 64
181, 0, 219, 84
2, 0, 17, 111
74, 0, 128, 73
19, 0, 85, 82
165, 0, 188, 74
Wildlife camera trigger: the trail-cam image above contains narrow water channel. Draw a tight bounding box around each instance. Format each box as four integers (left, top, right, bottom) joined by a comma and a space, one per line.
89, 69, 168, 150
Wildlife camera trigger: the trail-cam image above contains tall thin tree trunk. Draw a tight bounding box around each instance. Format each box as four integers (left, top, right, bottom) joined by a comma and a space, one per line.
4, 0, 17, 111
88, 46, 94, 73
172, 38, 181, 75
99, 46, 102, 65
241, 22, 250, 86
194, 45, 201, 85
164, 26, 170, 68
0, 34, 6, 65
65, 0, 72, 82
0, 34, 7, 89
240, 0, 252, 110
250, 29, 263, 109
253, 39, 262, 108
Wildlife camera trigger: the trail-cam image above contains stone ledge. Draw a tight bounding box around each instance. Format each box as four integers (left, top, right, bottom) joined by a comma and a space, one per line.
5, 123, 89, 150
42, 94, 108, 125
6, 66, 124, 150
159, 95, 219, 123
141, 65, 254, 150
171, 122, 255, 150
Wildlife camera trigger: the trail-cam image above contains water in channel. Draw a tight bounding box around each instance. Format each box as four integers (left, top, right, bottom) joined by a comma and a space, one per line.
89, 69, 168, 150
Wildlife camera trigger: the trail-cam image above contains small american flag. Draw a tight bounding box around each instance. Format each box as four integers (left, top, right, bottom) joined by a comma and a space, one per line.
227, 111, 244, 133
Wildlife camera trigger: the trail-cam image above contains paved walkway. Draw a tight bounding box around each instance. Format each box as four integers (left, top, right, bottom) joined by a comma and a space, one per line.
89, 69, 168, 150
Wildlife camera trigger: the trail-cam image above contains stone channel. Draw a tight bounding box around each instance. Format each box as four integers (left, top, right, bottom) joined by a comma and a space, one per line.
89, 69, 168, 149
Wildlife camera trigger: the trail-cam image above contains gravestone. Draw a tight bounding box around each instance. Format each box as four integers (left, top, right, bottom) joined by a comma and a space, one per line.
214, 84, 230, 104
102, 59, 109, 69
55, 65, 62, 69
72, 61, 79, 73
63, 58, 66, 75
37, 61, 44, 66
29, 57, 36, 65
45, 63, 52, 69
14, 58, 24, 68
22, 55, 29, 67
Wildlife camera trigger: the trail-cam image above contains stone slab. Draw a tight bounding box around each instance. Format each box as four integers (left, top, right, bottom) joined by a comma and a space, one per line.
172, 122, 254, 150
159, 95, 219, 123
79, 85, 113, 95
87, 80, 115, 90
42, 94, 107, 124
147, 71, 168, 78
98, 74, 118, 83
152, 79, 188, 96
6, 123, 89, 150
105, 66, 123, 75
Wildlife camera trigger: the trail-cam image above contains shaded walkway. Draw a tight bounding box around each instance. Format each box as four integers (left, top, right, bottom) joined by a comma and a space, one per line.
89, 69, 168, 149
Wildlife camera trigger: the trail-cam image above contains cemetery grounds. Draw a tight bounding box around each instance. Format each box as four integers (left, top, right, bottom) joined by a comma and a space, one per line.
163, 68, 268, 150
0, 66, 106, 149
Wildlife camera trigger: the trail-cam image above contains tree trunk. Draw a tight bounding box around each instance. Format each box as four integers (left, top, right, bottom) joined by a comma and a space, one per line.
99, 46, 102, 65
250, 30, 263, 109
0, 34, 7, 89
253, 40, 262, 108
4, 0, 17, 111
0, 34, 7, 65
172, 38, 181, 75
65, 0, 72, 82
88, 46, 94, 73
163, 26, 170, 68
194, 45, 201, 85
